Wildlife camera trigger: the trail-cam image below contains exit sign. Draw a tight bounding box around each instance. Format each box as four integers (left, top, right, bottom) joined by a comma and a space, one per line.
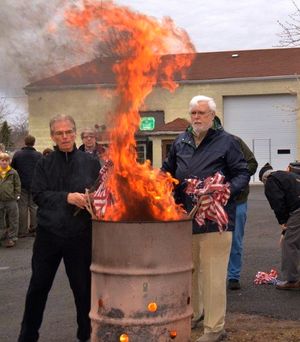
140, 117, 155, 131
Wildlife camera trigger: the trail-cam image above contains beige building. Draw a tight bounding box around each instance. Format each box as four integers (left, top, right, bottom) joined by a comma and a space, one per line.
25, 48, 300, 179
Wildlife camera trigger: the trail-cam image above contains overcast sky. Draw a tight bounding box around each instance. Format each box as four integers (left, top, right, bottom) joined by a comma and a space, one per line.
117, 0, 296, 52
0, 0, 298, 121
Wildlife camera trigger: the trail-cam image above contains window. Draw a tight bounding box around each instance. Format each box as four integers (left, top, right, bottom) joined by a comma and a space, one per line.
161, 139, 175, 161
136, 143, 147, 163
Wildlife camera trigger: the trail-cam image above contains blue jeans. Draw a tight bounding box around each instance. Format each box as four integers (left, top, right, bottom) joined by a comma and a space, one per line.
227, 202, 247, 280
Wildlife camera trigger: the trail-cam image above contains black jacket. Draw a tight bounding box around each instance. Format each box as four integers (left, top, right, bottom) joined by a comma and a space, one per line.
234, 136, 258, 203
31, 147, 101, 237
265, 171, 300, 224
11, 146, 42, 191
78, 143, 105, 159
162, 125, 250, 234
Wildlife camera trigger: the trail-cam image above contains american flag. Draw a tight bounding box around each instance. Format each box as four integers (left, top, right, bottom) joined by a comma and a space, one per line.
185, 172, 230, 232
93, 160, 113, 219
254, 269, 278, 285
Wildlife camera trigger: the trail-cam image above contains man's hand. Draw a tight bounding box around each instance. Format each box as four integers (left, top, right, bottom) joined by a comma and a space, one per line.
67, 192, 87, 209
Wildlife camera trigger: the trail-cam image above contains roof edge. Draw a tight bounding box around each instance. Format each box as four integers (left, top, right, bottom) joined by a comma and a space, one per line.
24, 75, 299, 93
24, 83, 116, 93
177, 74, 300, 84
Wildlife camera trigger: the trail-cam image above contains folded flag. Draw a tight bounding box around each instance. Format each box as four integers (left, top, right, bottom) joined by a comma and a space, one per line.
254, 269, 278, 285
93, 160, 113, 219
185, 172, 230, 232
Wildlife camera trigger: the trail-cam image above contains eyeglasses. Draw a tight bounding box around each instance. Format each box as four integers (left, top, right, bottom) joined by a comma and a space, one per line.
190, 110, 212, 116
82, 135, 95, 139
53, 129, 75, 137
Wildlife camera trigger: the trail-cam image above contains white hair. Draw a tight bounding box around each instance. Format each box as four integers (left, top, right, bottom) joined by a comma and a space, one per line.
49, 114, 76, 134
189, 95, 216, 113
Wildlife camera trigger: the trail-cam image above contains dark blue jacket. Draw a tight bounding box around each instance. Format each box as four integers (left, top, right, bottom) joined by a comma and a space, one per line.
11, 146, 42, 191
162, 125, 250, 234
31, 147, 101, 238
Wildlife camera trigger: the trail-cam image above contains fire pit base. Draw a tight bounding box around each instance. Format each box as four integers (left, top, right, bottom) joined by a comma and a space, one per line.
91, 319, 191, 341
90, 219, 193, 342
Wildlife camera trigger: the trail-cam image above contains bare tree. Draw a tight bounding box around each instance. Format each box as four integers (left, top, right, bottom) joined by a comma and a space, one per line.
278, 1, 300, 46
0, 97, 28, 149
0, 97, 16, 122
9, 112, 28, 149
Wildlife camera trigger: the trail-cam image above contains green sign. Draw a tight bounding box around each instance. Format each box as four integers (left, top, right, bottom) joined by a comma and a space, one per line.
140, 117, 155, 131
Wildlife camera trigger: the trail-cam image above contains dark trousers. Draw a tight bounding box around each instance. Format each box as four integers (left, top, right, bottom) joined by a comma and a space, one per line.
282, 207, 300, 282
18, 229, 92, 342
18, 188, 37, 235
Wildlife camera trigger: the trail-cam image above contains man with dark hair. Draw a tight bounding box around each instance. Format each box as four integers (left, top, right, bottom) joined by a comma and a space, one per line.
11, 134, 42, 237
259, 162, 300, 291
18, 114, 101, 342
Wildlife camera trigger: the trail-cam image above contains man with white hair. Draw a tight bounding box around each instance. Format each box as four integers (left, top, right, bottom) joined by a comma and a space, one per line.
162, 95, 250, 342
259, 162, 300, 291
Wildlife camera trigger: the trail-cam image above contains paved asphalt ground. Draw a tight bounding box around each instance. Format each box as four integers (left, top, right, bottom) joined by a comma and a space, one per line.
0, 185, 299, 341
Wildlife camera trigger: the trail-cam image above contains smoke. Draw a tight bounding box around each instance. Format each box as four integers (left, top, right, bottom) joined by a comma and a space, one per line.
0, 0, 101, 87
0, 0, 195, 126
0, 0, 104, 124
1, 0, 195, 87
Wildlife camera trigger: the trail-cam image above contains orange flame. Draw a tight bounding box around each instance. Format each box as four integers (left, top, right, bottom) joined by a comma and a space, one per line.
65, 1, 195, 221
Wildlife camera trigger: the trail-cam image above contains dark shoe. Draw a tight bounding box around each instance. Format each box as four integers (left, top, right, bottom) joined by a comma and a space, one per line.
4, 239, 15, 248
18, 232, 35, 238
0, 233, 7, 241
191, 314, 204, 329
276, 280, 300, 291
18, 232, 29, 238
228, 279, 241, 290
195, 329, 227, 342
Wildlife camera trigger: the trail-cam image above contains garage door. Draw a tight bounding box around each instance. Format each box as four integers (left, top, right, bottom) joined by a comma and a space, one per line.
223, 94, 297, 182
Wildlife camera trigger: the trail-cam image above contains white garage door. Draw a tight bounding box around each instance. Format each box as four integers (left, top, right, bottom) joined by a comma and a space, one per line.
223, 94, 297, 182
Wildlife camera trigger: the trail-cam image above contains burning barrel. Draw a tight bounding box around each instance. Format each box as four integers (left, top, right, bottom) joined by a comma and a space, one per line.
90, 219, 193, 342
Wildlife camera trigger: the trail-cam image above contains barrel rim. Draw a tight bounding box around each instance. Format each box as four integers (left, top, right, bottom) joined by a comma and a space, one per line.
92, 217, 191, 224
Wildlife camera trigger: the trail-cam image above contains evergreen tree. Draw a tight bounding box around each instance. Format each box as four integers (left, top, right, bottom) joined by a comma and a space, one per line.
0, 121, 12, 149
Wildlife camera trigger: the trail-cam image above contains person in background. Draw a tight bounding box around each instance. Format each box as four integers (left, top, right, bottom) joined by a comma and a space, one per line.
0, 143, 6, 152
0, 152, 21, 248
227, 136, 258, 290
79, 127, 105, 161
11, 135, 42, 238
0, 143, 7, 242
18, 114, 101, 342
259, 162, 300, 291
42, 147, 53, 156
162, 95, 250, 342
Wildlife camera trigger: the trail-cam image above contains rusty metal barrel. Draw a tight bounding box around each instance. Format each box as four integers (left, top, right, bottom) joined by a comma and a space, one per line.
90, 219, 193, 342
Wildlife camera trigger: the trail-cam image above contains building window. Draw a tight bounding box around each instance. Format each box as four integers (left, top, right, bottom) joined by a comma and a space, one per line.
161, 139, 174, 161
136, 143, 147, 163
